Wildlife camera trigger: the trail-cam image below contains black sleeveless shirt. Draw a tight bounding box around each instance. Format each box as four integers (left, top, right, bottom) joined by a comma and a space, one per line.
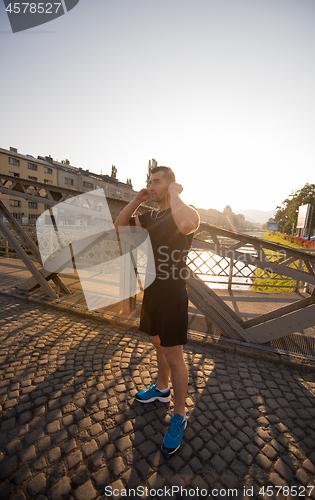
132, 208, 194, 299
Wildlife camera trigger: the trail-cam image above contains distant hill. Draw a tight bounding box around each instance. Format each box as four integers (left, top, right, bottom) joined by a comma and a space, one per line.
235, 209, 275, 226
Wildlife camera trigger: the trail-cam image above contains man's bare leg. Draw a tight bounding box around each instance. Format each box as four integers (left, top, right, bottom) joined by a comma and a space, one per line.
151, 335, 170, 390
162, 345, 188, 417
150, 337, 188, 416
148, 339, 188, 454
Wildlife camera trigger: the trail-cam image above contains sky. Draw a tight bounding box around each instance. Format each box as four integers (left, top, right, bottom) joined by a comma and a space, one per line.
0, 0, 314, 214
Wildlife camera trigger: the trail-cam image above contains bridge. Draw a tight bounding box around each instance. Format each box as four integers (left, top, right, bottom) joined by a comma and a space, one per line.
1, 176, 315, 361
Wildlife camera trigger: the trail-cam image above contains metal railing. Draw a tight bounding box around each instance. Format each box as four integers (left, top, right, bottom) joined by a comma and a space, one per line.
188, 245, 255, 290
188, 244, 315, 292
0, 226, 37, 259
1, 224, 315, 293
0, 221, 315, 291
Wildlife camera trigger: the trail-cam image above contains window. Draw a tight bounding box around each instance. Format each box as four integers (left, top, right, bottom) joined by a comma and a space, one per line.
10, 200, 21, 207
107, 187, 115, 195
29, 214, 39, 220
28, 202, 38, 209
9, 172, 20, 178
44, 167, 53, 175
116, 190, 121, 197
28, 162, 37, 171
8, 157, 20, 166
12, 213, 22, 220
44, 204, 50, 210
65, 178, 74, 185
44, 179, 52, 184
83, 181, 93, 189
28, 176, 37, 182
124, 193, 130, 200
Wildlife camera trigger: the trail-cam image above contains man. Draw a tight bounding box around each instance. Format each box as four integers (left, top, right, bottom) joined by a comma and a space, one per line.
114, 166, 199, 454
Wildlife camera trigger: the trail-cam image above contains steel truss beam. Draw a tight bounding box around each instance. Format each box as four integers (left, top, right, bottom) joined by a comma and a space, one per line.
194, 223, 315, 285
0, 175, 88, 296
188, 223, 315, 343
1, 175, 315, 345
0, 199, 70, 297
0, 173, 83, 206
0, 177, 145, 303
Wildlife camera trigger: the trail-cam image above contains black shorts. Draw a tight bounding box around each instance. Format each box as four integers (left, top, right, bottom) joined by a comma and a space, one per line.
139, 291, 188, 347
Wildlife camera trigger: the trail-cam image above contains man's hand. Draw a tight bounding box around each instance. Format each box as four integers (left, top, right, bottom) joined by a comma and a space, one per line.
114, 188, 151, 230
135, 188, 152, 204
168, 182, 183, 195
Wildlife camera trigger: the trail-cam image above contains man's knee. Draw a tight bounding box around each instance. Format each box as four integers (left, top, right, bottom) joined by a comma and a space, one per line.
162, 345, 184, 368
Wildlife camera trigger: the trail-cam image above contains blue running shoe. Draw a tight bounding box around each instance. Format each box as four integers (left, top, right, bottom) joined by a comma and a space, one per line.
161, 413, 187, 455
135, 383, 171, 403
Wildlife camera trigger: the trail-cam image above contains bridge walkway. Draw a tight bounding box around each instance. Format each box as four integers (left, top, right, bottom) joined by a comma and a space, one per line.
0, 257, 309, 322
1, 257, 314, 362
1, 292, 315, 498
1, 183, 315, 357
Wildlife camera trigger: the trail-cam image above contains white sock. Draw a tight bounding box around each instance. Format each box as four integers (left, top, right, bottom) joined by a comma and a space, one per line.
156, 386, 169, 393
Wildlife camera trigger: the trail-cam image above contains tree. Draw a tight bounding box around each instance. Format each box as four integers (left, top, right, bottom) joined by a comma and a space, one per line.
61, 159, 70, 165
146, 158, 157, 187
126, 178, 133, 188
111, 165, 117, 179
274, 183, 315, 234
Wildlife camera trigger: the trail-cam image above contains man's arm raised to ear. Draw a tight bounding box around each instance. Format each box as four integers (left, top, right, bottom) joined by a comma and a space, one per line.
113, 188, 151, 231
168, 182, 200, 235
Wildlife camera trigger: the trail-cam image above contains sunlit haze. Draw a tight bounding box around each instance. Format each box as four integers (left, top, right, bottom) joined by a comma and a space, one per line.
0, 0, 314, 214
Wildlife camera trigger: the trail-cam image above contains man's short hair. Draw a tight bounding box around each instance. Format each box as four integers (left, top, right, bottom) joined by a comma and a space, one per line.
151, 166, 175, 183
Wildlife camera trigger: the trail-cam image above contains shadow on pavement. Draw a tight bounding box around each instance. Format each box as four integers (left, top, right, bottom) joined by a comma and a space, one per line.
0, 294, 315, 500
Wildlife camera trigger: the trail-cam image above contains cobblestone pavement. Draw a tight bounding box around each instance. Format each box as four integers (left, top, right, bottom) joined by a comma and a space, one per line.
1, 294, 315, 500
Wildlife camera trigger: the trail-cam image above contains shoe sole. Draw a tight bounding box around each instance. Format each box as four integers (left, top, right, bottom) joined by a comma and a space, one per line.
161, 420, 187, 455
135, 395, 171, 403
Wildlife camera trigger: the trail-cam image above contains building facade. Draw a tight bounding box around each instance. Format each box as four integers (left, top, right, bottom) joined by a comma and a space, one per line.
197, 206, 255, 231
197, 207, 224, 227
0, 147, 58, 223
0, 147, 138, 223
